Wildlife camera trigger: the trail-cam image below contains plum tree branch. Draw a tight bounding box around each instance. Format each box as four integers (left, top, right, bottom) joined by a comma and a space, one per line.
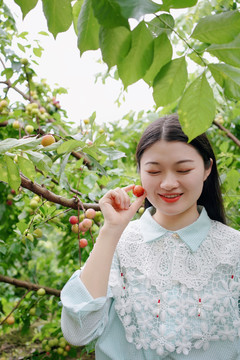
20, 173, 101, 210
0, 289, 31, 326
213, 120, 240, 148
0, 275, 60, 298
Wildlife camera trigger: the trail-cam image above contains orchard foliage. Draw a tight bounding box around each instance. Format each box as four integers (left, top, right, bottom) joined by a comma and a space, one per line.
0, 0, 240, 359
11, 0, 240, 140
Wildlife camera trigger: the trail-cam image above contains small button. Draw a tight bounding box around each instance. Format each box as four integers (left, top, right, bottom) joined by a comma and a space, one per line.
172, 233, 179, 239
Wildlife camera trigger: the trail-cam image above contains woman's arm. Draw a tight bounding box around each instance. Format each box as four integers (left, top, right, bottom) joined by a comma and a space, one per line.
80, 185, 146, 299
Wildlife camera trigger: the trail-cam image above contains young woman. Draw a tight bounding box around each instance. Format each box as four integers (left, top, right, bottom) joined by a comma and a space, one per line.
61, 114, 240, 359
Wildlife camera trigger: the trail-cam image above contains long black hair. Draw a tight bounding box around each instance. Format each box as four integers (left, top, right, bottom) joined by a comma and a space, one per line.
136, 114, 226, 224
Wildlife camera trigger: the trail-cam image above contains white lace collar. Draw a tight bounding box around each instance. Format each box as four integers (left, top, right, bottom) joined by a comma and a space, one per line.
140, 206, 211, 252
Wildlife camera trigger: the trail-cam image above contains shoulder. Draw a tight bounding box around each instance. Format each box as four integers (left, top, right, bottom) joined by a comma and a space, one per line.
120, 218, 142, 241
208, 220, 240, 264
210, 220, 240, 240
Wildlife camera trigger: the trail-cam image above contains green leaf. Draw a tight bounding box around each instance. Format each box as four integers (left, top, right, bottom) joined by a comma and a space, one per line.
147, 14, 175, 37
33, 47, 43, 57
161, 0, 197, 11
26, 151, 52, 173
16, 220, 28, 234
83, 173, 98, 188
153, 56, 188, 107
225, 169, 240, 190
143, 33, 172, 85
77, 0, 100, 54
207, 34, 240, 68
115, 0, 160, 20
118, 21, 154, 88
18, 156, 36, 182
208, 63, 240, 100
17, 42, 25, 52
1, 68, 14, 80
0, 157, 8, 183
73, 0, 84, 35
87, 154, 108, 176
59, 152, 71, 182
0, 137, 41, 154
13, 0, 38, 18
0, 245, 7, 255
99, 147, 126, 160
42, 0, 73, 38
92, 0, 129, 28
99, 26, 131, 69
57, 139, 85, 154
191, 10, 240, 44
178, 73, 215, 142
38, 31, 49, 36
5, 155, 21, 192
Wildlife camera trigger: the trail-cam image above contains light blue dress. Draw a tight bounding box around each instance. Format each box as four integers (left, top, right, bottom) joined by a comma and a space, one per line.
61, 207, 240, 359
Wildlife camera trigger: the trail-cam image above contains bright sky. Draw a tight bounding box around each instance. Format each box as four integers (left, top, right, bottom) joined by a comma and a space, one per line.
7, 1, 155, 126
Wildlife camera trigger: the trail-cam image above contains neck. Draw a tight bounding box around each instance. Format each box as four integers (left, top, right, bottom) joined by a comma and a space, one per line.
153, 205, 200, 231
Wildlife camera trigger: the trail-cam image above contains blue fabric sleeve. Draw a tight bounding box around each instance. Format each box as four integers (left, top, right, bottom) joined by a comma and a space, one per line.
60, 270, 112, 346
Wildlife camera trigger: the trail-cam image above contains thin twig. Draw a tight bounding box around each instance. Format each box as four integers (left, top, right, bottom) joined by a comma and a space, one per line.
0, 289, 31, 326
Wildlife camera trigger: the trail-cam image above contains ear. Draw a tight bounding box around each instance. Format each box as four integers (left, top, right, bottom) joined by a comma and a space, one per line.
204, 158, 213, 181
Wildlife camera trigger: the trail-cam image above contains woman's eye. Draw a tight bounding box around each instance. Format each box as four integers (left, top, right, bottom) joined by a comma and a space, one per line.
177, 169, 191, 173
147, 171, 161, 174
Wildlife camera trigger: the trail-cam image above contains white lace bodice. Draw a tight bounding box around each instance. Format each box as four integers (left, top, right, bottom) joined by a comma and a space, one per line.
109, 218, 240, 357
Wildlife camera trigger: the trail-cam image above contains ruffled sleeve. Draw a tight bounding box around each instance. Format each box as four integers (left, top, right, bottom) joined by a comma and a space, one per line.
60, 269, 112, 346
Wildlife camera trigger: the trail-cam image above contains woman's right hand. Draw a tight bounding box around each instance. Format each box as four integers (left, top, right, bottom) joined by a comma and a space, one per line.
99, 185, 146, 233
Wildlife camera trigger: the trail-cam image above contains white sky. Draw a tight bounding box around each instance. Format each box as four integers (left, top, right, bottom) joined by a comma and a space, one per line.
7, 1, 155, 126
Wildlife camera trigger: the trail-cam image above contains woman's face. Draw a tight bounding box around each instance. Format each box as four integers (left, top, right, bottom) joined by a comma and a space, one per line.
140, 140, 212, 228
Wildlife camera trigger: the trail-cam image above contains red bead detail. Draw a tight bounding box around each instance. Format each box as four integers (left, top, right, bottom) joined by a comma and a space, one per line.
198, 314, 200, 317
231, 275, 234, 279
156, 315, 159, 318
123, 286, 125, 289
121, 273, 123, 277
158, 299, 161, 304
199, 298, 201, 303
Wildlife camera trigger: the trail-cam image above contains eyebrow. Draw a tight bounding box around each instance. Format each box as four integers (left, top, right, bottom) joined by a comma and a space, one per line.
144, 160, 195, 165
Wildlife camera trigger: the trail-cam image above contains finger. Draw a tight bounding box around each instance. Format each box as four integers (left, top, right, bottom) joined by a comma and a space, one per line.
115, 188, 131, 210
128, 192, 147, 217
122, 184, 135, 193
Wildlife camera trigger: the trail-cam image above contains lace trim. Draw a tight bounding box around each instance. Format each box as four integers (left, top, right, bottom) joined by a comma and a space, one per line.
109, 220, 240, 356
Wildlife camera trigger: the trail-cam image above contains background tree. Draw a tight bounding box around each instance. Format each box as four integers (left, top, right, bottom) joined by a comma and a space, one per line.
0, 0, 239, 359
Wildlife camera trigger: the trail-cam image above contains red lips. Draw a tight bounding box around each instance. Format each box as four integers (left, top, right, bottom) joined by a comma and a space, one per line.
159, 193, 183, 203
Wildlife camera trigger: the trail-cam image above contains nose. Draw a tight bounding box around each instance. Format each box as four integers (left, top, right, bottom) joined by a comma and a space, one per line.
160, 172, 179, 191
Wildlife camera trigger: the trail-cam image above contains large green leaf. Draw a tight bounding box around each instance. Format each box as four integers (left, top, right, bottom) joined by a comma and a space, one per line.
72, 0, 84, 35
13, 0, 38, 18
117, 21, 154, 88
161, 0, 198, 11
208, 63, 240, 100
0, 136, 41, 154
26, 151, 52, 173
57, 139, 85, 154
191, 10, 240, 44
147, 14, 175, 37
92, 0, 129, 28
18, 156, 36, 182
99, 26, 131, 69
42, 0, 73, 38
77, 0, 100, 54
143, 33, 172, 85
5, 155, 21, 192
115, 0, 160, 20
153, 56, 188, 107
207, 34, 240, 68
0, 157, 8, 183
178, 73, 215, 142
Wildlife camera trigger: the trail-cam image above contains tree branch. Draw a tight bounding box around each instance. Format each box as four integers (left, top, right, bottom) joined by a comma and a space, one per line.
20, 173, 101, 210
213, 120, 240, 148
0, 275, 60, 297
